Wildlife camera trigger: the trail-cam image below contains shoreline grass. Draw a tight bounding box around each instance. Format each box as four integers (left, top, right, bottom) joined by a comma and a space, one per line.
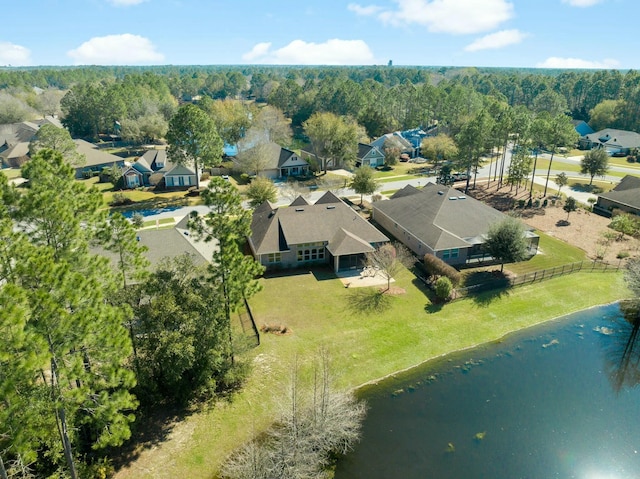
114, 268, 629, 479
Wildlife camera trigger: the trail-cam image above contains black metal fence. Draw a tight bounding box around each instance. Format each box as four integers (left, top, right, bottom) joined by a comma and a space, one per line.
456, 260, 620, 298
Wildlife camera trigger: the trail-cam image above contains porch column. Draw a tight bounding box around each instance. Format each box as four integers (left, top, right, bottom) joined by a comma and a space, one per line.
334, 255, 339, 273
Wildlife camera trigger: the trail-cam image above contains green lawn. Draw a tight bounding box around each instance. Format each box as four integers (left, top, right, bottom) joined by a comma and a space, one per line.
141, 217, 175, 228
535, 158, 640, 180
1, 168, 22, 180
117, 267, 630, 479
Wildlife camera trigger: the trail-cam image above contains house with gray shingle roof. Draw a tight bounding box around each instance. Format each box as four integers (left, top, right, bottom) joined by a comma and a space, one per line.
249, 191, 389, 272
97, 214, 216, 272
372, 183, 538, 265
74, 139, 126, 179
122, 149, 172, 188
0, 116, 63, 168
356, 143, 385, 168
236, 142, 310, 179
593, 175, 640, 217
578, 128, 640, 156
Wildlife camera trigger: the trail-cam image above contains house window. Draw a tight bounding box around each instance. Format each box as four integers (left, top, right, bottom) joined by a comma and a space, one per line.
296, 242, 325, 262
442, 249, 459, 260
267, 253, 281, 263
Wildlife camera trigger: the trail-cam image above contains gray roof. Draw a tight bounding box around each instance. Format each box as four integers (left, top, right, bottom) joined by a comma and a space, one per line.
74, 139, 124, 168
584, 129, 640, 150
0, 122, 39, 146
238, 142, 306, 171
140, 149, 171, 172
374, 183, 520, 251
598, 175, 640, 210
290, 196, 310, 206
250, 195, 388, 255
96, 214, 216, 271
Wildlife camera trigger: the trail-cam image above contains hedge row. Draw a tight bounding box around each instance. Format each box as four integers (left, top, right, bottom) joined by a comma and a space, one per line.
423, 254, 462, 287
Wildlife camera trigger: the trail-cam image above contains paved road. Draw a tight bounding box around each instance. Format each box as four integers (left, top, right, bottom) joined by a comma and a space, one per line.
140, 148, 637, 222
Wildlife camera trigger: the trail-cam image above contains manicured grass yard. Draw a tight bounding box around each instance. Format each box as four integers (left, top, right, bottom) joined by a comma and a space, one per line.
115, 266, 630, 479
1, 168, 23, 180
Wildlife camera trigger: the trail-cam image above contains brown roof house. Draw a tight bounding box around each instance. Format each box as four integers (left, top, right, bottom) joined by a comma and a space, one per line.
248, 191, 389, 272
594, 175, 640, 218
372, 183, 539, 265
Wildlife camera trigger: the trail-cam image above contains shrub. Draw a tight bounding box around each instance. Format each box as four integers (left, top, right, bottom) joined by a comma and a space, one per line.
131, 212, 145, 228
517, 199, 526, 208
434, 276, 453, 301
110, 192, 132, 206
627, 156, 636, 163
200, 172, 211, 181
423, 254, 462, 287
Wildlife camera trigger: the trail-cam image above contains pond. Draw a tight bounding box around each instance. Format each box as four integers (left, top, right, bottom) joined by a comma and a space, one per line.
335, 303, 640, 479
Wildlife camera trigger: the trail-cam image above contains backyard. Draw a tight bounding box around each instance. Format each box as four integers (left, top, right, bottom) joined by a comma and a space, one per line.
113, 263, 629, 479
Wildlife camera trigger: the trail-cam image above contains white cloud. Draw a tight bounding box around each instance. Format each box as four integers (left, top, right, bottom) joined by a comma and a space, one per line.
464, 29, 528, 52
107, 0, 147, 6
348, 3, 384, 16
370, 0, 514, 34
67, 34, 164, 65
0, 41, 32, 66
536, 57, 620, 69
242, 39, 375, 65
561, 0, 603, 6
242, 42, 272, 62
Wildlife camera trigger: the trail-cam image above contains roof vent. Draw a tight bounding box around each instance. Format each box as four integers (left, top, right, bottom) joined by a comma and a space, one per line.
458, 195, 467, 200
449, 196, 458, 201
326, 205, 336, 210
437, 191, 444, 195
295, 208, 305, 212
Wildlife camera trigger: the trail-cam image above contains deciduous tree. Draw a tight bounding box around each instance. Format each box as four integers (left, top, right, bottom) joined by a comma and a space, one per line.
580, 148, 609, 185
303, 112, 360, 173
563, 196, 577, 221
28, 124, 85, 166
350, 166, 378, 205
555, 172, 569, 197
246, 176, 278, 208
483, 216, 530, 272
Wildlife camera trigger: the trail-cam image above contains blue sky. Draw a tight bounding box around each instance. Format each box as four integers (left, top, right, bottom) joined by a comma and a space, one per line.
0, 0, 635, 69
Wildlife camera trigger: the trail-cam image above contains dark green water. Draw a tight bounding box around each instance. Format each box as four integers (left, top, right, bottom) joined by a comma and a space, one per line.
335, 303, 640, 479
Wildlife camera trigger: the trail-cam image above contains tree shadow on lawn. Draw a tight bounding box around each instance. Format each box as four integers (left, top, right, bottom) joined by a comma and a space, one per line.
111, 402, 195, 472
461, 271, 512, 307
347, 287, 392, 314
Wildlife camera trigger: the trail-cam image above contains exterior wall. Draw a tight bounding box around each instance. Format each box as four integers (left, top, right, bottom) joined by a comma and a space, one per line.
165, 174, 194, 187
259, 243, 330, 271
434, 247, 469, 265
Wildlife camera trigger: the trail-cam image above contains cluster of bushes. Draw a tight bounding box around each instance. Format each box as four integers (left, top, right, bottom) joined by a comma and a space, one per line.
109, 192, 132, 206
423, 254, 462, 287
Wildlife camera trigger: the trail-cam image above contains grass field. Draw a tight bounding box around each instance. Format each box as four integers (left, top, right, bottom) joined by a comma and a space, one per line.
115, 266, 630, 479
1, 168, 22, 180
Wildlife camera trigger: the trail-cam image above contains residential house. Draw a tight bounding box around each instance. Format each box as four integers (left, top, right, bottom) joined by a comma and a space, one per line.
371, 132, 415, 159
249, 191, 389, 272
163, 164, 199, 188
122, 149, 170, 188
372, 183, 539, 265
0, 116, 63, 168
237, 142, 310, 179
593, 175, 640, 218
356, 143, 385, 168
578, 128, 640, 156
97, 215, 216, 270
74, 139, 126, 179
